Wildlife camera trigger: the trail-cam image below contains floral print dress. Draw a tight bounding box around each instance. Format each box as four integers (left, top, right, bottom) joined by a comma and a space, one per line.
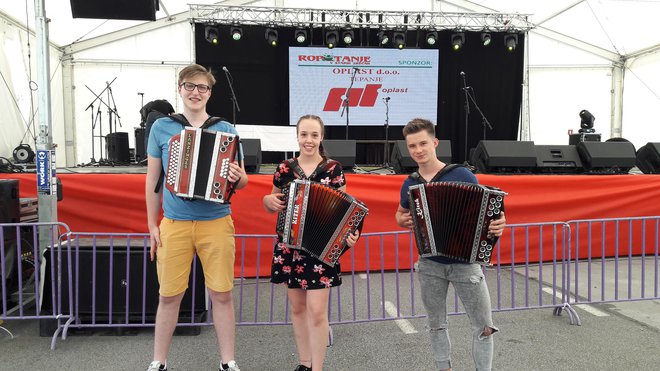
270, 157, 346, 290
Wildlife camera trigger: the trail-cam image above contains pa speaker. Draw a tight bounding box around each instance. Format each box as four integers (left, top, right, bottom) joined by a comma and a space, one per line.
635, 142, 660, 174
473, 141, 536, 174
134, 128, 146, 162
390, 140, 452, 174
323, 140, 356, 169
241, 138, 262, 174
576, 141, 636, 174
42, 246, 205, 319
105, 132, 130, 163
70, 0, 158, 21
534, 145, 584, 174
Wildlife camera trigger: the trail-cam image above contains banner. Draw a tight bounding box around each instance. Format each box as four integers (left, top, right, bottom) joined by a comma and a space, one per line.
289, 47, 439, 126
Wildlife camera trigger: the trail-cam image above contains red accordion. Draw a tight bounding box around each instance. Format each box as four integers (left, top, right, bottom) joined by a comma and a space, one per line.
408, 181, 506, 264
165, 127, 239, 203
276, 180, 368, 267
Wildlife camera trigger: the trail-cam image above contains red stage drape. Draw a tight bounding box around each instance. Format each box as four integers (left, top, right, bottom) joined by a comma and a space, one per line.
3, 173, 660, 274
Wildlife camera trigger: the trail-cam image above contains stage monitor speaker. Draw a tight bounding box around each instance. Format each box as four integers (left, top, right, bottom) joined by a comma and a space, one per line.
635, 142, 660, 174
323, 140, 357, 169
70, 0, 158, 21
241, 138, 262, 174
105, 132, 130, 163
134, 128, 146, 162
42, 246, 205, 319
473, 141, 536, 174
576, 141, 636, 174
390, 140, 452, 174
534, 145, 584, 174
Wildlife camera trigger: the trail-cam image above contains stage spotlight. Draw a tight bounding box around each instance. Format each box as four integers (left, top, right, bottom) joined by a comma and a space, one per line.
579, 109, 596, 133
294, 28, 307, 44
451, 32, 465, 51
342, 29, 354, 45
265, 28, 278, 47
204, 25, 219, 45
378, 30, 390, 46
504, 33, 518, 51
425, 31, 438, 46
325, 29, 338, 49
393, 31, 406, 49
230, 26, 242, 41
481, 32, 491, 46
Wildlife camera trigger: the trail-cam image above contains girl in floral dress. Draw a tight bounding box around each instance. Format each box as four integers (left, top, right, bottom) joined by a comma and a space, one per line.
263, 114, 360, 371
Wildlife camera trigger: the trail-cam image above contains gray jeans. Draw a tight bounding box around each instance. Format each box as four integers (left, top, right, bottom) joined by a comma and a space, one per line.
417, 258, 498, 371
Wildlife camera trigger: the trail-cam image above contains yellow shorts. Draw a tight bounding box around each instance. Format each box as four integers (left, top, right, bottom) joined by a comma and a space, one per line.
157, 216, 235, 297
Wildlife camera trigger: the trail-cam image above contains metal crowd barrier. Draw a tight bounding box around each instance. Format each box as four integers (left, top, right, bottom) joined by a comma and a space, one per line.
0, 222, 74, 349
2, 217, 658, 349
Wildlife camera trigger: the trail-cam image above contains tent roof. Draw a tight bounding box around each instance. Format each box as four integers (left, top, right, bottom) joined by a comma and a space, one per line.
2, 0, 660, 60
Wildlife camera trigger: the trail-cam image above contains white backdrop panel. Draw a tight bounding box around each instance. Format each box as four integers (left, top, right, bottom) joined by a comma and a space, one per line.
528, 67, 612, 146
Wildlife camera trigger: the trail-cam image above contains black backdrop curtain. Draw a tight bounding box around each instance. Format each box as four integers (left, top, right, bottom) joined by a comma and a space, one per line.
195, 24, 524, 164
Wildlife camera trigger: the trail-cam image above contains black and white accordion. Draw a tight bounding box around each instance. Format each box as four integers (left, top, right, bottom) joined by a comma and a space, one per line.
408, 181, 506, 264
165, 127, 239, 203
276, 180, 368, 267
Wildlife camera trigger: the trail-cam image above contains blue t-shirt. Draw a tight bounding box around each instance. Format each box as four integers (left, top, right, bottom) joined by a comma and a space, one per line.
146, 116, 240, 221
399, 165, 478, 264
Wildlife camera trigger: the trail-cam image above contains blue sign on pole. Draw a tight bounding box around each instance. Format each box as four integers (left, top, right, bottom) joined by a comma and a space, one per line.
36, 150, 50, 194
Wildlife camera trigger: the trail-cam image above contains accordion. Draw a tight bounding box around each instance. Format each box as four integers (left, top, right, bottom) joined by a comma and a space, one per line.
408, 181, 506, 264
165, 127, 239, 203
276, 180, 368, 267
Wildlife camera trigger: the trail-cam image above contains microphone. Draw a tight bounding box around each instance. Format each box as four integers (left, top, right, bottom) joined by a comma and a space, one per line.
222, 66, 229, 73
353, 67, 361, 71
460, 71, 465, 76
383, 97, 391, 101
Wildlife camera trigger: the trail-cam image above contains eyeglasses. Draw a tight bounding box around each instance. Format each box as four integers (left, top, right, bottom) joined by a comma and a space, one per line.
179, 82, 211, 93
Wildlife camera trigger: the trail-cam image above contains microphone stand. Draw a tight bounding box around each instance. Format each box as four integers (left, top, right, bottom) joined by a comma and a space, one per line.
341, 68, 358, 139
223, 68, 241, 125
461, 73, 471, 162
383, 97, 391, 167
465, 87, 493, 144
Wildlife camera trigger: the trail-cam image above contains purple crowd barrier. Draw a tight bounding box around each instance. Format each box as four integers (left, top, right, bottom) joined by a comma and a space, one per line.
5, 217, 658, 349
0, 222, 74, 349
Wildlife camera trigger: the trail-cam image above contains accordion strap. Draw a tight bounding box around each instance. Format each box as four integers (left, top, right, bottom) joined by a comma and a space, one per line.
154, 114, 230, 193
409, 163, 464, 184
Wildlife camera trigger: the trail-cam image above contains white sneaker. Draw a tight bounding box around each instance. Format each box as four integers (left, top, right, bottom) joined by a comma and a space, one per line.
147, 361, 167, 371
222, 360, 241, 371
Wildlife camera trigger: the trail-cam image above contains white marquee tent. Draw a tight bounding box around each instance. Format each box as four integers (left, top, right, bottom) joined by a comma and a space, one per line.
2, 0, 660, 167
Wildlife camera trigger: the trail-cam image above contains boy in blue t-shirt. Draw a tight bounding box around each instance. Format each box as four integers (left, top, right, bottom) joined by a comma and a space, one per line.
394, 118, 506, 371
145, 64, 247, 371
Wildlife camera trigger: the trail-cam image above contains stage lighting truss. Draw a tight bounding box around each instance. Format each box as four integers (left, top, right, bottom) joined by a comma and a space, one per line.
451, 32, 465, 51
393, 31, 406, 49
342, 29, 354, 45
190, 5, 533, 33
265, 27, 278, 46
504, 33, 518, 51
204, 25, 219, 45
325, 29, 339, 49
425, 31, 438, 46
294, 28, 307, 44
378, 30, 390, 46
481, 32, 491, 46
230, 26, 242, 41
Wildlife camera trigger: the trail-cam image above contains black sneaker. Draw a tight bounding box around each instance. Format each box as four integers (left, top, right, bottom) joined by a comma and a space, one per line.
294, 365, 312, 371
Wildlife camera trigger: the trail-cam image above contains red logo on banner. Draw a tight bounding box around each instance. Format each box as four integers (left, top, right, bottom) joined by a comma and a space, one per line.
323, 84, 382, 111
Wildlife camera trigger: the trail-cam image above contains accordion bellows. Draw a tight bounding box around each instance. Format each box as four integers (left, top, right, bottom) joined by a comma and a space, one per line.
408, 181, 506, 264
276, 180, 369, 267
165, 127, 238, 203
